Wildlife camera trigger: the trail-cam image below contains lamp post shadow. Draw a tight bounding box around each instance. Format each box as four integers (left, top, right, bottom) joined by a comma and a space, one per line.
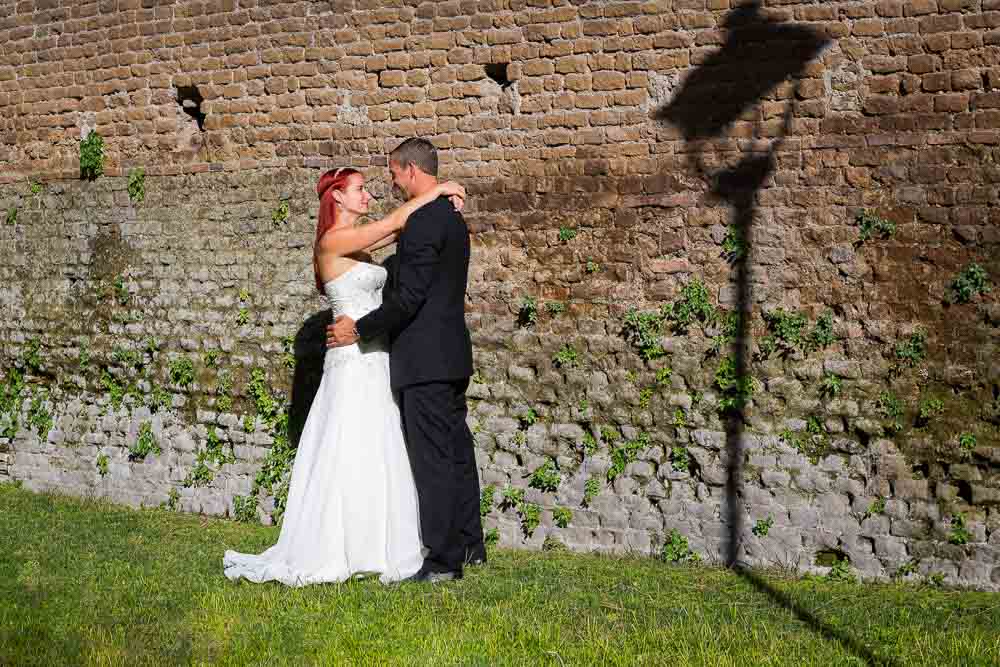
656, 4, 892, 665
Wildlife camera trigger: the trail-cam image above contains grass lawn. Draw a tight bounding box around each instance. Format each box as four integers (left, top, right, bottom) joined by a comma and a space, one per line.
1, 483, 998, 666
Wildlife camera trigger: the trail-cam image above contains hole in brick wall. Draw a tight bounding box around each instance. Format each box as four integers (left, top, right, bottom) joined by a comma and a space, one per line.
957, 480, 973, 504
175, 85, 205, 131
911, 462, 930, 479
814, 548, 849, 567
485, 63, 512, 89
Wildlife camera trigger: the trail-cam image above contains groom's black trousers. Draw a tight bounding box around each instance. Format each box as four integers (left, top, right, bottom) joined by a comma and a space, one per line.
398, 379, 483, 573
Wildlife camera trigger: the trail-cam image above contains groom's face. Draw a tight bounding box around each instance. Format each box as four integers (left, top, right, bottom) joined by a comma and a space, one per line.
388, 159, 414, 199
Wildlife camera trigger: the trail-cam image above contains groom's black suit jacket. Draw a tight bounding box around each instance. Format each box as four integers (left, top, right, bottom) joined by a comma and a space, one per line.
355, 196, 473, 390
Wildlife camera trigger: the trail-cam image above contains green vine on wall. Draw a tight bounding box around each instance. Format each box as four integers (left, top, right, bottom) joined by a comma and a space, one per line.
22, 338, 43, 375
127, 167, 146, 204
168, 357, 195, 389
621, 279, 719, 361
498, 485, 541, 537
183, 425, 236, 488
231, 368, 295, 524
660, 529, 700, 564
607, 432, 648, 482
517, 296, 538, 327
946, 263, 991, 305
272, 200, 290, 226
894, 330, 927, 368
100, 372, 125, 411
715, 355, 756, 413
26, 392, 53, 442
622, 308, 667, 360
0, 368, 26, 440
582, 476, 601, 507
79, 130, 105, 181
96, 453, 109, 477
721, 224, 746, 262
128, 421, 160, 461
528, 459, 560, 493
856, 209, 896, 243
480, 485, 495, 517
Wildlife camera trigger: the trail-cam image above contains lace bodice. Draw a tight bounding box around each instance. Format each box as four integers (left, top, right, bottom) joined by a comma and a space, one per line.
322, 262, 389, 367
323, 262, 387, 321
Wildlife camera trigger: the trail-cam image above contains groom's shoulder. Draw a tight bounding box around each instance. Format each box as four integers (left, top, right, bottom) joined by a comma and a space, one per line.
406, 197, 445, 224
412, 197, 462, 229
423, 196, 456, 217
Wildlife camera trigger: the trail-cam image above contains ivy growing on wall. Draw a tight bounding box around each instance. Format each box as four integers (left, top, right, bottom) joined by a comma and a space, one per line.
79, 130, 105, 180
127, 167, 146, 204
231, 368, 295, 523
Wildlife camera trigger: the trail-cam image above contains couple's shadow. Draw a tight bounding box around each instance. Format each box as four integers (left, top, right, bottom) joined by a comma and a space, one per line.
287, 254, 397, 447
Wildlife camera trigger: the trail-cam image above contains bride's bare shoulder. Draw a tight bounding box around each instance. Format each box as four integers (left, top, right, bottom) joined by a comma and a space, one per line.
316, 256, 363, 283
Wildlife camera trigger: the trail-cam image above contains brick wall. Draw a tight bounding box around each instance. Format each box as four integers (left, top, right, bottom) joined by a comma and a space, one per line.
1, 1, 999, 588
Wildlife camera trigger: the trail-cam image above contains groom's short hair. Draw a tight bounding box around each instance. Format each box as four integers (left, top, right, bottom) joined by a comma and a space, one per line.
389, 137, 438, 176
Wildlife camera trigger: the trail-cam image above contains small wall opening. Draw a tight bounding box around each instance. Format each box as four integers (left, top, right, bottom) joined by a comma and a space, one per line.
957, 479, 973, 504
485, 63, 512, 89
175, 86, 205, 131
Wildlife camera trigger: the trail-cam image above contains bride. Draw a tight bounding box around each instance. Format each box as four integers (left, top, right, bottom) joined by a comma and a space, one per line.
223, 167, 466, 586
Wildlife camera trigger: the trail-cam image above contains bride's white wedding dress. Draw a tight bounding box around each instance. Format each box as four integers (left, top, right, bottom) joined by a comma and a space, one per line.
223, 262, 424, 585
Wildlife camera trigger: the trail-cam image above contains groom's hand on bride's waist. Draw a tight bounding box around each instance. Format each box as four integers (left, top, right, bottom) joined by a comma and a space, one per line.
327, 316, 359, 348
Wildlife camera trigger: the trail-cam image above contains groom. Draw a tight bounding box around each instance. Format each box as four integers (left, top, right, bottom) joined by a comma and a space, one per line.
326, 137, 485, 582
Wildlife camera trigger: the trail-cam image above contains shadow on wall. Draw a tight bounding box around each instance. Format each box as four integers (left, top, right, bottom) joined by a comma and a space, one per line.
654, 3, 891, 666
656, 1, 829, 150
287, 309, 331, 449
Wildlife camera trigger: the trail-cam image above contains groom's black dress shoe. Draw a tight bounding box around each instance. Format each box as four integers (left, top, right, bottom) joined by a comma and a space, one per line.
404, 566, 463, 584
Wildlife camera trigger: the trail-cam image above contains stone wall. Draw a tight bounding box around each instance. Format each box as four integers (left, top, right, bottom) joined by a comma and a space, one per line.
1, 0, 999, 589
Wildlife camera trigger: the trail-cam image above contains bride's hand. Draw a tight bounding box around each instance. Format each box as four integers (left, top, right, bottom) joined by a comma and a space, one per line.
435, 181, 465, 213
436, 180, 465, 201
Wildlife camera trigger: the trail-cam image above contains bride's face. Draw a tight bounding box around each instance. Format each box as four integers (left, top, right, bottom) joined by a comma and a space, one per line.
334, 173, 371, 217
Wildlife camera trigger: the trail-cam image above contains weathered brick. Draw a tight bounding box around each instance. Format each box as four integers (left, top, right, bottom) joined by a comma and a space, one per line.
853, 19, 885, 36
908, 54, 940, 74
920, 14, 963, 33
592, 71, 626, 90
923, 71, 952, 91
935, 93, 969, 112
865, 55, 906, 74
876, 0, 905, 17
952, 69, 982, 90
905, 0, 939, 16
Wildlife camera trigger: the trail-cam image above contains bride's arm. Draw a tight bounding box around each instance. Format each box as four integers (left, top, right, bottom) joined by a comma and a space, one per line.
316, 183, 465, 259
361, 193, 465, 253
364, 230, 402, 253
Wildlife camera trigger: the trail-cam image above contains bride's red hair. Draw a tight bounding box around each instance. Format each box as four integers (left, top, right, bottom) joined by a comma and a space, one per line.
314, 167, 361, 294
